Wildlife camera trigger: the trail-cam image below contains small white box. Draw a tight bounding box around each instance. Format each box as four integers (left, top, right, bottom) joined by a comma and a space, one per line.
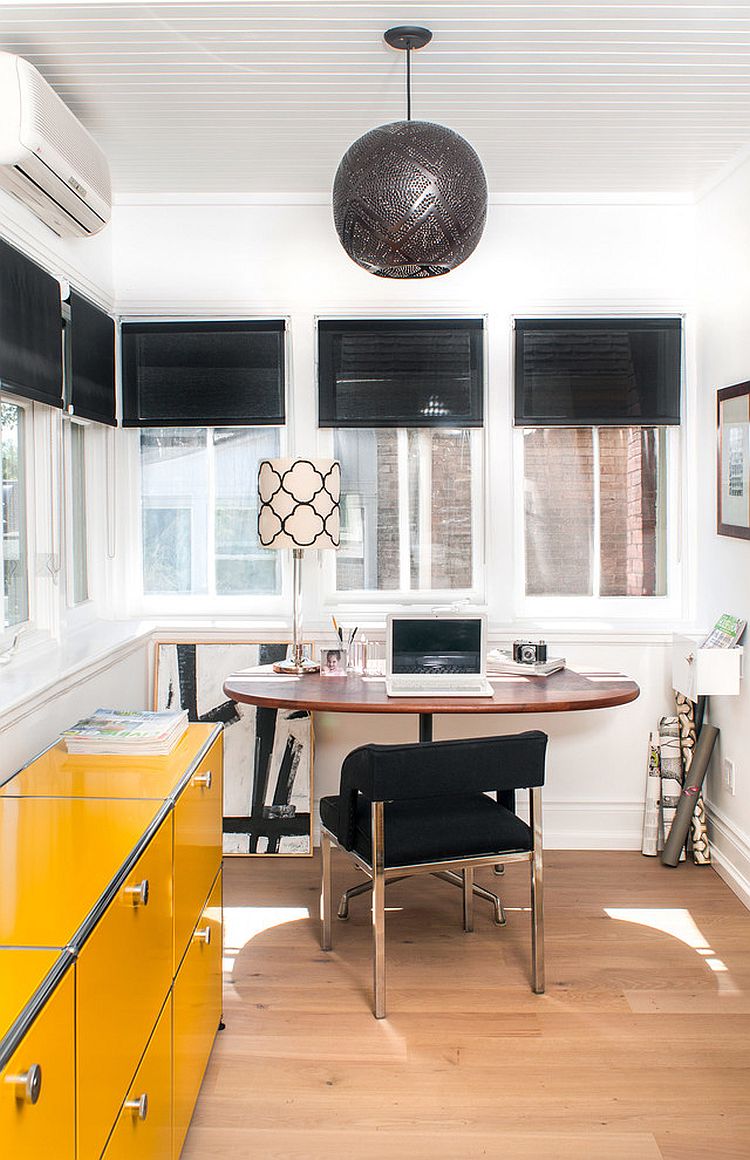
672, 634, 743, 699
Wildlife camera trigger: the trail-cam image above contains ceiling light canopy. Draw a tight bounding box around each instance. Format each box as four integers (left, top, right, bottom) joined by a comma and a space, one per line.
332, 26, 488, 279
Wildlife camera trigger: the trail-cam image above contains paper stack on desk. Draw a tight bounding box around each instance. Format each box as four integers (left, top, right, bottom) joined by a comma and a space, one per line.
486, 650, 566, 677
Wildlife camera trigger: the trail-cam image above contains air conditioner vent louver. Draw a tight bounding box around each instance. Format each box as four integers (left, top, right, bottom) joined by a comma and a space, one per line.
0, 51, 111, 237
23, 60, 110, 202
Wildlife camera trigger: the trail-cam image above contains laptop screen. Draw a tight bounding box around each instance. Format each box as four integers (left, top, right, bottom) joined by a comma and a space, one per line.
391, 617, 483, 675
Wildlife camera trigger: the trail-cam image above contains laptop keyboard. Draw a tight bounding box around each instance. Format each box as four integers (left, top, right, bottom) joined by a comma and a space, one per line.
388, 675, 492, 695
397, 664, 469, 675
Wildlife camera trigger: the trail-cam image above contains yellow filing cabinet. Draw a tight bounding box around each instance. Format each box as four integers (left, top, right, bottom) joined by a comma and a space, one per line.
0, 723, 224, 1160
174, 868, 223, 1156
0, 960, 75, 1160
102, 996, 173, 1160
174, 739, 223, 970
0, 796, 166, 947
77, 814, 174, 1160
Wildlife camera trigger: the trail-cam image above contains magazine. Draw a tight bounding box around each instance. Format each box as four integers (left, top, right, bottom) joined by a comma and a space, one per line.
62, 707, 189, 755
700, 613, 746, 650
486, 649, 566, 677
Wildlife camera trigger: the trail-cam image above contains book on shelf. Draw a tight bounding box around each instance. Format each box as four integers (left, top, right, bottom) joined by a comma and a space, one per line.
486, 650, 566, 677
700, 613, 746, 650
62, 708, 189, 755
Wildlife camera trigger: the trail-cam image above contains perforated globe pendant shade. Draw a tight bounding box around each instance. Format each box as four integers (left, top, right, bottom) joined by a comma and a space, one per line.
333, 120, 488, 278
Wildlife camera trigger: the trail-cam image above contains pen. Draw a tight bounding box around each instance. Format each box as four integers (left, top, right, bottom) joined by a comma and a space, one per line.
349, 626, 358, 645
332, 616, 343, 643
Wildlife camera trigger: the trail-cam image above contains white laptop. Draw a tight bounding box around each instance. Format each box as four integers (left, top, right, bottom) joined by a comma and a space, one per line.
385, 613, 494, 698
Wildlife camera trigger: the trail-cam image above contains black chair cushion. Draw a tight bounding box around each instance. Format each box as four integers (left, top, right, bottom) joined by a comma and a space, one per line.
320, 792, 532, 868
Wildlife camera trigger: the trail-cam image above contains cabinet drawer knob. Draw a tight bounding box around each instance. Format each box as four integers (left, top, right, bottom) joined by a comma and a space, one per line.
5, 1063, 42, 1105
124, 1093, 149, 1121
123, 878, 149, 907
194, 924, 211, 945
192, 771, 212, 790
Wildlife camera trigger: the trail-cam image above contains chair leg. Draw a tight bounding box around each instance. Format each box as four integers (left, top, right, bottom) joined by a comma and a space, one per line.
337, 873, 412, 920
371, 802, 386, 1018
529, 786, 545, 994
462, 867, 474, 932
320, 830, 333, 952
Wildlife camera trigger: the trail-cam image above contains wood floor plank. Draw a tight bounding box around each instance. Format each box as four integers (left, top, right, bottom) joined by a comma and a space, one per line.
183, 1127, 665, 1159
183, 851, 750, 1159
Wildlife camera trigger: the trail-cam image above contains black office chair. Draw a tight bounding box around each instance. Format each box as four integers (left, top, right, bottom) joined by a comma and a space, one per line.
319, 731, 547, 1018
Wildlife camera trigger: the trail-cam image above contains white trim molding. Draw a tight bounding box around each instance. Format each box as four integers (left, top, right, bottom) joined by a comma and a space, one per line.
705, 801, 750, 912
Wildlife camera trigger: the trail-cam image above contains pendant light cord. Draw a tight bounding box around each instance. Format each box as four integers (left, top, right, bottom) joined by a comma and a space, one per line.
406, 45, 412, 120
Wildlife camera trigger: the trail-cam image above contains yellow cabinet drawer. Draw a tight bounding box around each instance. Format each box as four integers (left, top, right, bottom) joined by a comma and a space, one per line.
77, 816, 173, 1160
174, 734, 223, 970
102, 997, 172, 1160
0, 968, 75, 1160
174, 869, 223, 1157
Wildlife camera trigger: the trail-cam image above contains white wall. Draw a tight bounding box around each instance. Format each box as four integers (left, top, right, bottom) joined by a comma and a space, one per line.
0, 636, 150, 775
696, 159, 750, 903
0, 188, 113, 305
107, 196, 695, 847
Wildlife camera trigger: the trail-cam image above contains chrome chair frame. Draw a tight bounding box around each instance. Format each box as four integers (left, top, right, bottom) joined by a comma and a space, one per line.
320, 785, 544, 1019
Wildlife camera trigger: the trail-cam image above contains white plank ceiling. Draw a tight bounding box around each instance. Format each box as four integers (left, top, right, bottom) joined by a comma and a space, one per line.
2, 1, 750, 195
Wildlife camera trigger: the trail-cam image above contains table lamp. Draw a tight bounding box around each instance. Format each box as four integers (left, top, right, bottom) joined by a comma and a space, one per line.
258, 457, 341, 673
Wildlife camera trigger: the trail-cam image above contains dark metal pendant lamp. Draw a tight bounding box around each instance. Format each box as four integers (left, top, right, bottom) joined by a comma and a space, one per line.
332, 26, 488, 279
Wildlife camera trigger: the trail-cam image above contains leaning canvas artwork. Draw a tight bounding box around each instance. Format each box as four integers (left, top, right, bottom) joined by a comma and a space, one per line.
155, 642, 312, 855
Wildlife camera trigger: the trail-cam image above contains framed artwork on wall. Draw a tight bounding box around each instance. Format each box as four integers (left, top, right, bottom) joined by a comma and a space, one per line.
154, 641, 313, 855
718, 382, 750, 540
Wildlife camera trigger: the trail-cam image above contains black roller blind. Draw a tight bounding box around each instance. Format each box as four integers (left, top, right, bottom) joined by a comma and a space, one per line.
121, 320, 285, 427
69, 291, 116, 426
0, 237, 62, 406
514, 318, 681, 426
318, 319, 484, 427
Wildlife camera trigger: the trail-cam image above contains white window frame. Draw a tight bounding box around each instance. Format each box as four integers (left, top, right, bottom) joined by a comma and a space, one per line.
133, 424, 290, 618
61, 414, 101, 628
513, 423, 684, 623
321, 425, 486, 610
0, 394, 34, 650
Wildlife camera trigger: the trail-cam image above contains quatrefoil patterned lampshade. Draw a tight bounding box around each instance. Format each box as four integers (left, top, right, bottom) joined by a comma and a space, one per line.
257, 458, 341, 550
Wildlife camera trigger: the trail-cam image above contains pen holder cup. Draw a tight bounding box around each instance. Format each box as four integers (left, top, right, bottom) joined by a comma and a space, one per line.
349, 641, 384, 677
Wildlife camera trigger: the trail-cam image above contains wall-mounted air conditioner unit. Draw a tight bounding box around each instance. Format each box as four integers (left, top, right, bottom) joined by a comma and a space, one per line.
0, 51, 111, 238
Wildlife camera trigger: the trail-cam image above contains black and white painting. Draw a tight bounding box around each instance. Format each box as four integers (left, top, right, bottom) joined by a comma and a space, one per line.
155, 642, 312, 855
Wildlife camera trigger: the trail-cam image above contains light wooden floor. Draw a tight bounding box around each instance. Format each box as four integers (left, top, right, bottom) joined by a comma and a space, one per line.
183, 851, 750, 1160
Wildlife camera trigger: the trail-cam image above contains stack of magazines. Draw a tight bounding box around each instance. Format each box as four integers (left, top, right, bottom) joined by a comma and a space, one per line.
62, 708, 189, 755
486, 649, 566, 677
700, 613, 746, 649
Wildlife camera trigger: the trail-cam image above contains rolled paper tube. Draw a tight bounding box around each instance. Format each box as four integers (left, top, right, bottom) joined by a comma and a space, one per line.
661, 724, 719, 867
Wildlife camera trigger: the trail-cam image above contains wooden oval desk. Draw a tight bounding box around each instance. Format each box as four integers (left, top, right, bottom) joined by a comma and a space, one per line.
223, 666, 640, 742
224, 667, 640, 925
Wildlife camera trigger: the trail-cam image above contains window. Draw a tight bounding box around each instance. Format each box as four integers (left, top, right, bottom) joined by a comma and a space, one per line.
68, 421, 89, 605
140, 427, 281, 597
1, 400, 29, 630
334, 428, 481, 593
515, 317, 680, 603
522, 426, 668, 597
321, 318, 485, 598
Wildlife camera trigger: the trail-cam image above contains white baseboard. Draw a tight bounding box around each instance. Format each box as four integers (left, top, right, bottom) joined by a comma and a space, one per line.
538, 801, 644, 850
313, 799, 645, 852
704, 802, 750, 911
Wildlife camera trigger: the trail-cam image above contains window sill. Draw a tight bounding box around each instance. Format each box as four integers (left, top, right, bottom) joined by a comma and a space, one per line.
0, 619, 152, 724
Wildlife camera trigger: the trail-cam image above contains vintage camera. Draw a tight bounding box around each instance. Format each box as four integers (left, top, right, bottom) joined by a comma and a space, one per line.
512, 640, 547, 665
